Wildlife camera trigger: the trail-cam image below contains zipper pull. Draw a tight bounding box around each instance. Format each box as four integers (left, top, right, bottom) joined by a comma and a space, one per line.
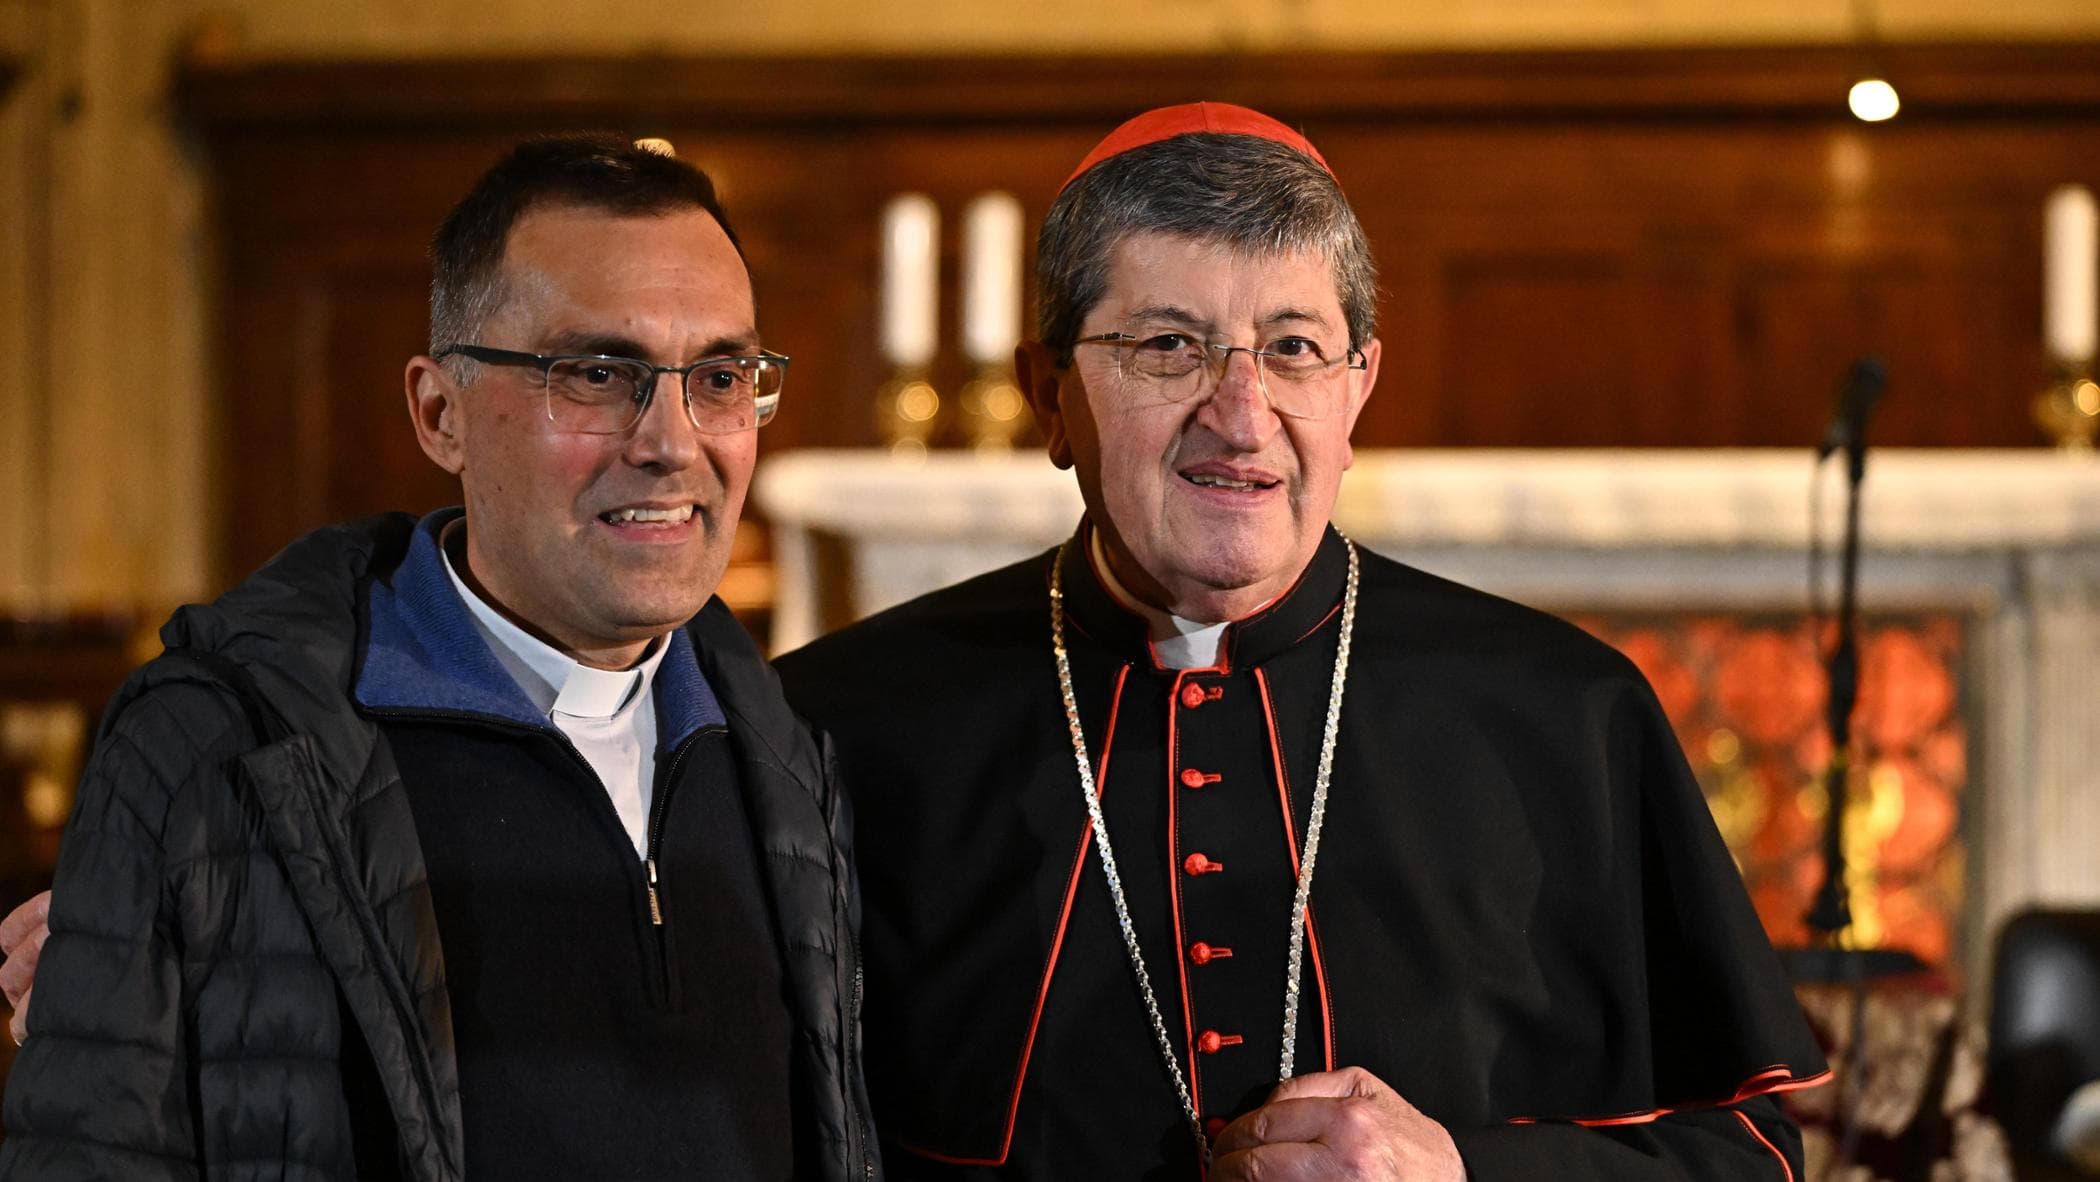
646, 857, 663, 926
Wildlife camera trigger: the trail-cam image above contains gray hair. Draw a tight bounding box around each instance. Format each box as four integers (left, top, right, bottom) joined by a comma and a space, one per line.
1035, 132, 1378, 361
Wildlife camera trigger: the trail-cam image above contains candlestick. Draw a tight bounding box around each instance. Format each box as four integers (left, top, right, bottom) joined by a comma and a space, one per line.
2046, 184, 2097, 365
962, 193, 1023, 366
960, 363, 1027, 452
877, 367, 940, 460
882, 194, 939, 368
2034, 361, 2100, 453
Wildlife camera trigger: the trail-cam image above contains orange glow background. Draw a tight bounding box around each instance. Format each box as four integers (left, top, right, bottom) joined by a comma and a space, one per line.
1576, 615, 1967, 974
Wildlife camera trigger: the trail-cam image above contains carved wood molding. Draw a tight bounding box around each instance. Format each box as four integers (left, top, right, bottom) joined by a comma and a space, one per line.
176, 44, 2100, 132
0, 56, 18, 102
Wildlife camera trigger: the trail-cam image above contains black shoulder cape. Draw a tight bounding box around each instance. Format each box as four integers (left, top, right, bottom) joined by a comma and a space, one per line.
778, 528, 1825, 1179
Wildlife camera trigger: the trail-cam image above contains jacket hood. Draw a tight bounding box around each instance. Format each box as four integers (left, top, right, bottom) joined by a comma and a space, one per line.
159, 511, 419, 691
164, 507, 727, 755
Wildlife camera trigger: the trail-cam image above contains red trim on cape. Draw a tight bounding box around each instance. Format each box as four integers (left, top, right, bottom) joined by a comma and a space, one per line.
1734, 1108, 1796, 1182
1255, 667, 1336, 1071
1505, 1065, 1834, 1128
911, 663, 1133, 1167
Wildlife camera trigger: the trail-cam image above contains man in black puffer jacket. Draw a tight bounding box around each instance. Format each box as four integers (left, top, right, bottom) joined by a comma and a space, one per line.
0, 136, 876, 1181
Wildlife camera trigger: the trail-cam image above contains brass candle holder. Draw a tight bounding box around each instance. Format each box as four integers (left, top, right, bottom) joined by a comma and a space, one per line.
877, 367, 942, 459
959, 364, 1026, 451
2033, 360, 2100, 453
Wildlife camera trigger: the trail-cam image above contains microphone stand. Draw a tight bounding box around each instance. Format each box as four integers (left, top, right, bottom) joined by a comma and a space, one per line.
1773, 358, 1918, 1173
1779, 357, 1918, 982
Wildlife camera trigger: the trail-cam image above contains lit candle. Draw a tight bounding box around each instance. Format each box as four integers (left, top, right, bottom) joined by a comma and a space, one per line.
881, 194, 939, 368
2046, 184, 2097, 365
962, 192, 1024, 365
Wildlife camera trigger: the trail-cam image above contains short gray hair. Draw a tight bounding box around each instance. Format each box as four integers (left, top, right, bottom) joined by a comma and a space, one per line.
1035, 132, 1378, 362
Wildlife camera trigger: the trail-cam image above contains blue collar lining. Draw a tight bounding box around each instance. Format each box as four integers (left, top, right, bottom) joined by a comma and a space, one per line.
356, 509, 724, 750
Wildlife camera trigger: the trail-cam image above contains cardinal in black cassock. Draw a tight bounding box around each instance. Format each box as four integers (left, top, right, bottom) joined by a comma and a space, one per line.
777, 99, 1825, 1181
777, 526, 1827, 1180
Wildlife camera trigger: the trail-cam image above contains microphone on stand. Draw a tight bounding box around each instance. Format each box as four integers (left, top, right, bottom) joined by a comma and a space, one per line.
1818, 358, 1888, 463
1780, 356, 1921, 983
1779, 356, 1919, 1176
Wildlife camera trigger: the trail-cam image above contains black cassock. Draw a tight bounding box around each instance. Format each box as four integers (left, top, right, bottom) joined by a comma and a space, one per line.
777, 525, 1827, 1181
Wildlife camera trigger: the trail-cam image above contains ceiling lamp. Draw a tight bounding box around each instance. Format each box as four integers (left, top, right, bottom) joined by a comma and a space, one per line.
1848, 78, 1901, 122
1847, 0, 1899, 123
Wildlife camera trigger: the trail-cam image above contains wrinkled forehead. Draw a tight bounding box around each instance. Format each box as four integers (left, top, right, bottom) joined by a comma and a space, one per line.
1089, 231, 1347, 333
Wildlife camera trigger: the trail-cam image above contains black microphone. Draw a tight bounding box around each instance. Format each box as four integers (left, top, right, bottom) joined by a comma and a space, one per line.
1818, 357, 1887, 460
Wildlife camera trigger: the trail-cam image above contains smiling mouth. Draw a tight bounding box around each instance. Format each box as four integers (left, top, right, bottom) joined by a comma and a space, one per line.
1182, 472, 1279, 492
600, 505, 696, 526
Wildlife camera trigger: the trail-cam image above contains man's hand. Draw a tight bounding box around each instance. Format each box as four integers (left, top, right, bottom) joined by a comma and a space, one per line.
1, 890, 52, 1045
1211, 1066, 1466, 1182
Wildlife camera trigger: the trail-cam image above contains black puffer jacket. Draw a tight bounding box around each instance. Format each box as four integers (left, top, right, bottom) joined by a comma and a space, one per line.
0, 514, 878, 1181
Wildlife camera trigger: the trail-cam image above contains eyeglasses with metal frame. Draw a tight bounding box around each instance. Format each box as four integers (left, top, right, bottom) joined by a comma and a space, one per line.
1072, 331, 1367, 420
436, 344, 788, 435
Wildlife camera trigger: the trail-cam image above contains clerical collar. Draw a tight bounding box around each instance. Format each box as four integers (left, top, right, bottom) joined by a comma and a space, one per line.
1085, 528, 1230, 669
437, 520, 668, 720
1063, 520, 1351, 674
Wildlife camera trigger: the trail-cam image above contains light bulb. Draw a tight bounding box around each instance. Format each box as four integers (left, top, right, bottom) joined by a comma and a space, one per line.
1848, 79, 1900, 123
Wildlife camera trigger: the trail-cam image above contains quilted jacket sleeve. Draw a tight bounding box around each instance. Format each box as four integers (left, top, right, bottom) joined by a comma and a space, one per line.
0, 678, 258, 1179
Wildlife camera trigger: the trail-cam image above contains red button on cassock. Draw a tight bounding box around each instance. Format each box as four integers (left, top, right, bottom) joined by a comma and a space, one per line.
1204, 1116, 1230, 1140
1189, 941, 1234, 965
1179, 768, 1220, 790
1183, 852, 1223, 876
1196, 1030, 1244, 1054
1178, 683, 1224, 709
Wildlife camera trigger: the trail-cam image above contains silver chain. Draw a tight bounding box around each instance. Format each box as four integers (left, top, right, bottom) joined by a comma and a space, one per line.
1049, 538, 1359, 1161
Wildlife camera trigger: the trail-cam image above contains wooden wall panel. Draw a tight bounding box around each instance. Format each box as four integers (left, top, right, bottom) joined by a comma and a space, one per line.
1331, 119, 2068, 452
1438, 255, 1641, 445
179, 47, 2100, 585
1733, 261, 1991, 444
315, 271, 462, 519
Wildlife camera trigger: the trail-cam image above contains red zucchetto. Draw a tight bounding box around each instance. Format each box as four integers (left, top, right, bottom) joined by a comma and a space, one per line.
1059, 101, 1332, 192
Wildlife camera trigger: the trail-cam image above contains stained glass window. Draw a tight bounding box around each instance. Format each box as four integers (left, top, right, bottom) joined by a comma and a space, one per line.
1575, 614, 1968, 975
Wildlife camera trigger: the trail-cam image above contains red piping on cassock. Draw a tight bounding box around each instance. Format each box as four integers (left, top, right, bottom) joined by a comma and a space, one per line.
1166, 670, 1204, 1145
908, 664, 1135, 1167
1255, 667, 1337, 1072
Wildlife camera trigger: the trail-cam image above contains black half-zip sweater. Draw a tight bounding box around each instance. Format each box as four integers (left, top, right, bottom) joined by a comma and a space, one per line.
355, 515, 795, 1180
